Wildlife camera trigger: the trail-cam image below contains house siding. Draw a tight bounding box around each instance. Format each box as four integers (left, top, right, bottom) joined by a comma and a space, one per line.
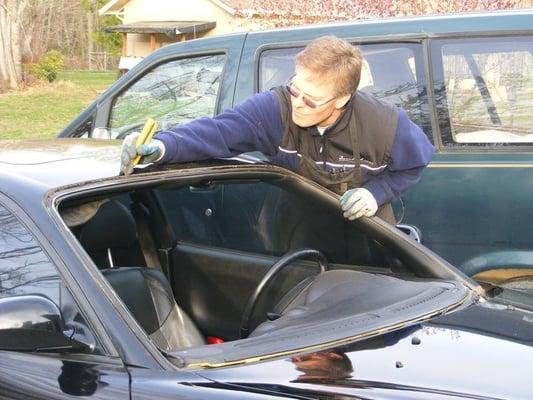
122, 0, 241, 56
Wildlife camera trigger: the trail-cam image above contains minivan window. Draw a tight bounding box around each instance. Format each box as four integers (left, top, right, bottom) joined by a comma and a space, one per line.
259, 42, 431, 140
109, 54, 226, 138
432, 36, 533, 146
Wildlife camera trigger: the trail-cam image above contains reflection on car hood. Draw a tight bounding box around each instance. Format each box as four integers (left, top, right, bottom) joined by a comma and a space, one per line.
0, 138, 258, 196
0, 139, 121, 165
199, 301, 533, 400
0, 139, 122, 190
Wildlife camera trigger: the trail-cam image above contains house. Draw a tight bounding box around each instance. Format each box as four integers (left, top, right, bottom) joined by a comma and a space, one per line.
99, 0, 263, 64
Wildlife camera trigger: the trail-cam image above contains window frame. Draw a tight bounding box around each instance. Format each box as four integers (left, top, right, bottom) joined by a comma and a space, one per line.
93, 49, 230, 136
107, 52, 228, 139
428, 32, 533, 152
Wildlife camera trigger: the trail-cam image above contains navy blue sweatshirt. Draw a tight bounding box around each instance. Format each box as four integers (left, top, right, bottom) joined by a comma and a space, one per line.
155, 91, 435, 206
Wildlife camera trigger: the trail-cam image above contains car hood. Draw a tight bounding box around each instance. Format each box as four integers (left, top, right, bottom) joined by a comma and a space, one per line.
0, 138, 261, 201
198, 301, 533, 400
0, 139, 122, 189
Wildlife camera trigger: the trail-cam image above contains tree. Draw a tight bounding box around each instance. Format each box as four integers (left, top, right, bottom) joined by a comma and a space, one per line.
0, 0, 28, 90
83, 0, 122, 64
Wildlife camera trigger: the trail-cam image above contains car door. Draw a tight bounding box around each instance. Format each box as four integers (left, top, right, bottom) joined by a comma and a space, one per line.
58, 35, 245, 139
0, 196, 130, 399
154, 177, 398, 341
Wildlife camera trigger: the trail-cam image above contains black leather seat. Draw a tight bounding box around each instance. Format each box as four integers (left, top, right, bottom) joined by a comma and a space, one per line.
77, 199, 205, 350
102, 267, 205, 351
77, 200, 146, 269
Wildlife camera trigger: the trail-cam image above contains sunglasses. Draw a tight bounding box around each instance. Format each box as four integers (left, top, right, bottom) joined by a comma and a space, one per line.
285, 78, 336, 109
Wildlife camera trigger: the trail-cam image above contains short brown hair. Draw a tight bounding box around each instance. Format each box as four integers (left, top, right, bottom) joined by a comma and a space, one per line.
295, 36, 362, 96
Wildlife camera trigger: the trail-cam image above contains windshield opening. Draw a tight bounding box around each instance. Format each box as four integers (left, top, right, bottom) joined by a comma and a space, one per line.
58, 170, 471, 367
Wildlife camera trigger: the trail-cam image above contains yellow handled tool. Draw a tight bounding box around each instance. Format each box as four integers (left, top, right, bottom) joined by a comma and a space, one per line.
132, 118, 158, 167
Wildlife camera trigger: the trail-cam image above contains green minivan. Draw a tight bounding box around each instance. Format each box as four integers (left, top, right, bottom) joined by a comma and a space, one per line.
59, 9, 533, 286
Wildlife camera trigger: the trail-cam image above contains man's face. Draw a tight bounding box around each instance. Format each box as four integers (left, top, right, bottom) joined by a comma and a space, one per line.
289, 68, 350, 128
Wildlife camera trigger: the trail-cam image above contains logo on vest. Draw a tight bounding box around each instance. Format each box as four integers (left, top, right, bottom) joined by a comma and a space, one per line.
338, 155, 355, 162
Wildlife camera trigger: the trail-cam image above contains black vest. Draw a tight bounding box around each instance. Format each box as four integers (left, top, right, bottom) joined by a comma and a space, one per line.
273, 86, 399, 223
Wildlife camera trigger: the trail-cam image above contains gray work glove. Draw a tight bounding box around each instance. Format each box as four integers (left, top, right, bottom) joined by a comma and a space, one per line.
120, 131, 165, 176
340, 188, 378, 220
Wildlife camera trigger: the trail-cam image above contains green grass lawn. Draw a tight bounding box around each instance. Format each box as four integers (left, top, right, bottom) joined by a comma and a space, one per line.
0, 70, 116, 140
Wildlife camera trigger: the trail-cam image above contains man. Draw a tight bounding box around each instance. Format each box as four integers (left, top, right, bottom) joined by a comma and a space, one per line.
120, 36, 434, 223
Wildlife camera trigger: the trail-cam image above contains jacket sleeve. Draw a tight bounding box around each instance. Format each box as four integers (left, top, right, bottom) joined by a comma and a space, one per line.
363, 109, 435, 206
154, 91, 283, 164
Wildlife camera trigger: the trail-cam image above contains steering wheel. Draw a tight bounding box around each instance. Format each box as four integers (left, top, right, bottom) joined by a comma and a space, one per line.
240, 248, 328, 338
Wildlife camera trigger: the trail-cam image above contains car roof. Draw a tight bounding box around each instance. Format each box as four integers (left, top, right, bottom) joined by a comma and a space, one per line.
246, 8, 533, 38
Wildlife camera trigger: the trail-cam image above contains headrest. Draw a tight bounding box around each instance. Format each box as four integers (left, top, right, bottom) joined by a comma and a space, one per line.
78, 200, 137, 250
61, 199, 109, 227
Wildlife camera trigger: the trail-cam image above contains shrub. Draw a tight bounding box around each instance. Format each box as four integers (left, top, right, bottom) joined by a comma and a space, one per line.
31, 50, 65, 83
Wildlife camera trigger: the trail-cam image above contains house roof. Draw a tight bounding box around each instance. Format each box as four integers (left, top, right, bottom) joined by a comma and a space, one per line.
100, 1, 528, 21
217, 0, 368, 19
99, 0, 365, 19
99, 0, 245, 16
104, 21, 216, 36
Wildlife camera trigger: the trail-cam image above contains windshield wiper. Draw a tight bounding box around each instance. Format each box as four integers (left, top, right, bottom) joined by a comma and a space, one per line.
479, 280, 533, 311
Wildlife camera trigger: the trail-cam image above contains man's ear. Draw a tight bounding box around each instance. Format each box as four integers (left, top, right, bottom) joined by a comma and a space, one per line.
334, 93, 351, 109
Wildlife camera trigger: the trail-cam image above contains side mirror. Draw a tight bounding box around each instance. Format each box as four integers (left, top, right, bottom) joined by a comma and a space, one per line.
396, 223, 422, 244
0, 295, 89, 352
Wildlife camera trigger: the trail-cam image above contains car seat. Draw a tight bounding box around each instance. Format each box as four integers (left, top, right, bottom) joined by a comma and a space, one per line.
77, 199, 206, 350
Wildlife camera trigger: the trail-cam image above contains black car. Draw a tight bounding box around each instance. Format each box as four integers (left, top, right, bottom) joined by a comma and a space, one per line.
0, 139, 532, 399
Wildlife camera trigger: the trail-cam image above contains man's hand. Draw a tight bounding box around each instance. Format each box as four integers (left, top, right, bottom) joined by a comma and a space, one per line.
340, 188, 378, 220
120, 132, 165, 176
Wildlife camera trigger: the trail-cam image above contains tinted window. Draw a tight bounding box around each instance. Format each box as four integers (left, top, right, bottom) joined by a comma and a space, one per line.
259, 47, 300, 91
259, 42, 431, 140
0, 202, 102, 354
156, 181, 386, 267
0, 204, 60, 304
109, 54, 226, 138
432, 36, 533, 146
